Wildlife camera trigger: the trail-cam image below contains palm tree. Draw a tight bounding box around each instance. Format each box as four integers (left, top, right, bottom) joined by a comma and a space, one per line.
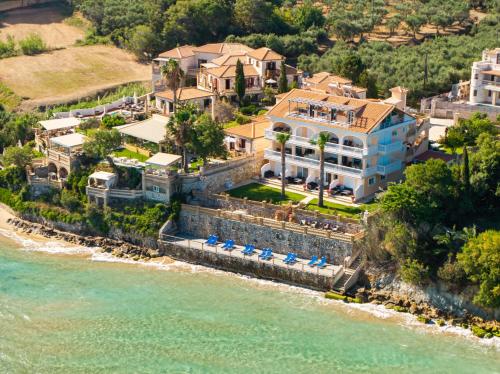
167, 104, 197, 173
310, 132, 330, 207
161, 59, 184, 114
275, 132, 290, 199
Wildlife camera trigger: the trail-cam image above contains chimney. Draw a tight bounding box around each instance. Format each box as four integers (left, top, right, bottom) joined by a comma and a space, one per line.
251, 122, 256, 139
389, 86, 408, 111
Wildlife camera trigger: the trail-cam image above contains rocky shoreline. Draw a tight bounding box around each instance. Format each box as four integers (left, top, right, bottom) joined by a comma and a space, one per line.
7, 216, 499, 339
7, 217, 162, 261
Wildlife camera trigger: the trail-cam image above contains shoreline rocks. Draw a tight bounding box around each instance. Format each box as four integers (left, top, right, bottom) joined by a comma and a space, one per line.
6, 216, 499, 338
7, 217, 161, 260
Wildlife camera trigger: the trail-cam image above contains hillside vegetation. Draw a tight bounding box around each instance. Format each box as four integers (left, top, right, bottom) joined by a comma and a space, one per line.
0, 3, 150, 110
73, 0, 500, 103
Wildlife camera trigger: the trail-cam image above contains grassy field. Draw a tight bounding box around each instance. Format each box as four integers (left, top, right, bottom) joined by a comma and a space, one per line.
0, 82, 21, 111
0, 4, 84, 48
0, 45, 150, 109
226, 183, 306, 204
113, 149, 149, 162
0, 4, 150, 111
50, 82, 150, 112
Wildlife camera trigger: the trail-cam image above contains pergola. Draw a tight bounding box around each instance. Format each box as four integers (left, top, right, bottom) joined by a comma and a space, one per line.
88, 171, 118, 189
49, 133, 86, 155
145, 152, 181, 170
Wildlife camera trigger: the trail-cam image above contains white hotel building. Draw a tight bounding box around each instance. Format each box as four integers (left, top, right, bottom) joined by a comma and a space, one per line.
262, 89, 429, 201
470, 48, 500, 107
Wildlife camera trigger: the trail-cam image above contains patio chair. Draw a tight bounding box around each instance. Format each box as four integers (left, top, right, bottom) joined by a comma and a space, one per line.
316, 256, 327, 268
308, 256, 318, 267
222, 240, 235, 251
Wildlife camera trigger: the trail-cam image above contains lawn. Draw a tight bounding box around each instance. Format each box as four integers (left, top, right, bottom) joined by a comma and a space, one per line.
113, 149, 149, 162
226, 183, 306, 204
305, 199, 363, 218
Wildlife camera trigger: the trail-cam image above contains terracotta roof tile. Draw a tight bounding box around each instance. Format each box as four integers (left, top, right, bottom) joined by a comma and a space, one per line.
155, 87, 213, 101
211, 53, 247, 66
247, 47, 283, 61
224, 118, 270, 139
205, 64, 259, 78
266, 89, 395, 134
158, 45, 196, 59
194, 43, 253, 54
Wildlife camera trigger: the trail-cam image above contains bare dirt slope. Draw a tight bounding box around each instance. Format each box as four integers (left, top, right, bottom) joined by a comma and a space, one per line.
0, 45, 150, 108
0, 5, 84, 48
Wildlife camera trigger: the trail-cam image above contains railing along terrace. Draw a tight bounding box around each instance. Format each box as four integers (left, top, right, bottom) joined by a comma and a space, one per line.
264, 150, 365, 178
482, 79, 500, 87
265, 130, 366, 157
286, 97, 355, 128
181, 204, 363, 242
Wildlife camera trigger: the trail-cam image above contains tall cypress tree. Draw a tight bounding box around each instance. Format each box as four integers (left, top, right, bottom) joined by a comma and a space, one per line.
235, 59, 245, 104
278, 61, 288, 94
462, 145, 470, 194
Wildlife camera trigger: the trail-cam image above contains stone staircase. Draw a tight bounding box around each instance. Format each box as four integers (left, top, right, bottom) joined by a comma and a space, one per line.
332, 253, 364, 293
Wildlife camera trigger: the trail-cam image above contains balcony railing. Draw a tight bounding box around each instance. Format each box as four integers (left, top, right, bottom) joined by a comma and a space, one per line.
378, 140, 403, 154
264, 130, 377, 158
264, 149, 374, 178
48, 149, 71, 165
376, 160, 402, 175
481, 79, 500, 87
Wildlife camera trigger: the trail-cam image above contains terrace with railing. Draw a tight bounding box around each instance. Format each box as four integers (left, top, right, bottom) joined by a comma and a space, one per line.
264, 129, 378, 158
286, 98, 356, 128
264, 149, 375, 179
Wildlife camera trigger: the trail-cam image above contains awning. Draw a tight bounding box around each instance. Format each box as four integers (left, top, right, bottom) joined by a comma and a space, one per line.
145, 152, 181, 167
39, 117, 81, 131
50, 133, 86, 148
88, 171, 116, 181
118, 114, 169, 144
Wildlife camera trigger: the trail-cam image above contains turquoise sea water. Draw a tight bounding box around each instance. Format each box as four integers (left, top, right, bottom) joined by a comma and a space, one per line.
0, 234, 499, 374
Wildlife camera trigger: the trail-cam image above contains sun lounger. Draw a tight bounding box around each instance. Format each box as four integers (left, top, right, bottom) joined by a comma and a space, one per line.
283, 252, 293, 263
242, 244, 255, 255
260, 249, 273, 261
205, 235, 218, 246
285, 253, 297, 265
308, 255, 318, 267
259, 249, 270, 259
317, 256, 327, 268
222, 239, 235, 250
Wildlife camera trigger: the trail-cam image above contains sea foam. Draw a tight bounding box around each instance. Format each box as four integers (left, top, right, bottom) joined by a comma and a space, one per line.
1, 228, 498, 349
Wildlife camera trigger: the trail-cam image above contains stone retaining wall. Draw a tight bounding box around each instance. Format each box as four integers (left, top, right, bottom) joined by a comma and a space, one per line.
157, 240, 335, 291
203, 193, 362, 234
181, 155, 259, 195
178, 209, 355, 264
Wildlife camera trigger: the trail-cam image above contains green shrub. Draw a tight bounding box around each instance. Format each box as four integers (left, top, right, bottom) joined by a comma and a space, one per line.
400, 259, 429, 286
60, 189, 83, 212
471, 325, 488, 338
416, 315, 431, 324
239, 105, 258, 116
436, 319, 446, 327
0, 35, 17, 58
392, 305, 409, 313
325, 292, 347, 302
235, 113, 251, 125
101, 114, 126, 129
18, 33, 47, 55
